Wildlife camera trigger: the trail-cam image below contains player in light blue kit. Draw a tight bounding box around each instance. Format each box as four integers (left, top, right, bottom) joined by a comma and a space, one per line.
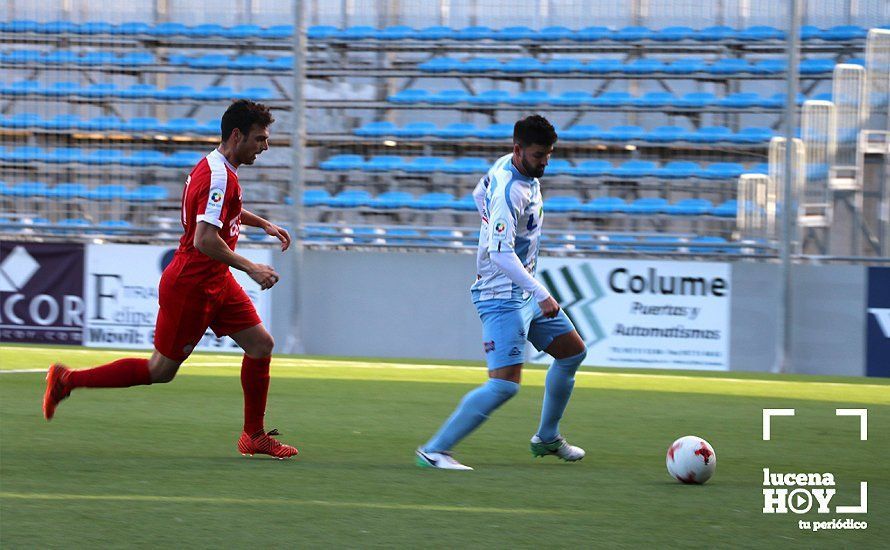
416, 115, 588, 470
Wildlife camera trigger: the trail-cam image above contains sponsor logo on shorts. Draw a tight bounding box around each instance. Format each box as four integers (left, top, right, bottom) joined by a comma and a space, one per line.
509, 346, 522, 357
483, 341, 495, 353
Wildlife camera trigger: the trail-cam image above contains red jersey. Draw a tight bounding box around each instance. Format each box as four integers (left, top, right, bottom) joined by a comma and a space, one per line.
173, 148, 243, 282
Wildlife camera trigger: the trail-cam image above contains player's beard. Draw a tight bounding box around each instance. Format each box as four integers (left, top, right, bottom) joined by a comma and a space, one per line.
521, 154, 545, 178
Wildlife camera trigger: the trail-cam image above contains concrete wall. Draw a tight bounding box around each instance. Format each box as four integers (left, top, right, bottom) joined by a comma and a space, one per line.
270, 249, 871, 375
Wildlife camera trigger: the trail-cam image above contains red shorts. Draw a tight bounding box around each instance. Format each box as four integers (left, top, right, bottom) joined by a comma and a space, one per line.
154, 266, 261, 361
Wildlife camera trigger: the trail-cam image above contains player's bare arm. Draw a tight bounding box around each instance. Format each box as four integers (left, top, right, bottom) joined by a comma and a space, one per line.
241, 209, 291, 251
194, 221, 280, 289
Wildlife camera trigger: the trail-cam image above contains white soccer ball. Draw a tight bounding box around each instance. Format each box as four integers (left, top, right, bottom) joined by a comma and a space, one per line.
666, 435, 716, 484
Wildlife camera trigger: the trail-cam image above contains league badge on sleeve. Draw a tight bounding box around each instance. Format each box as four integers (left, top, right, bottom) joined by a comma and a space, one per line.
209, 189, 224, 204
493, 219, 507, 241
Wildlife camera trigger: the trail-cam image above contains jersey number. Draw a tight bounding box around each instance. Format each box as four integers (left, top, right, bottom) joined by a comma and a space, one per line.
526, 213, 537, 231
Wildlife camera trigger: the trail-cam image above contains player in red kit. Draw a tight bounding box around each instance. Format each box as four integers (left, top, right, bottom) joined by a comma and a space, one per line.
43, 100, 299, 459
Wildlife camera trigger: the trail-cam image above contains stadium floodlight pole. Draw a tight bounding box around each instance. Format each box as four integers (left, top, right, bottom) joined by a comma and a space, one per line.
774, 0, 802, 374
284, 0, 307, 355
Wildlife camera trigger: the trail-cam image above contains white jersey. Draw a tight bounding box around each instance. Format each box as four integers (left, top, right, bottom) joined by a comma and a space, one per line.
471, 154, 544, 301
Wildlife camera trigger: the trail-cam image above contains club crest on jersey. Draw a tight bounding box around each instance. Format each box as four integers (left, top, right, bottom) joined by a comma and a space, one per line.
209, 189, 223, 204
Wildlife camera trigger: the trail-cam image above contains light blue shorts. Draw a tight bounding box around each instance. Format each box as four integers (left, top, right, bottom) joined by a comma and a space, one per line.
473, 294, 576, 370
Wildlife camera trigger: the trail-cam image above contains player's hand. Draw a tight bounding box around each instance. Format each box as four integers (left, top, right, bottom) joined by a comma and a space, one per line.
249, 264, 280, 290
263, 223, 291, 252
538, 296, 560, 319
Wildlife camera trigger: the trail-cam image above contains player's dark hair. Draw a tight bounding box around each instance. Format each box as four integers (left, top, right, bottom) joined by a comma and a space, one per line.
221, 99, 274, 141
513, 115, 557, 148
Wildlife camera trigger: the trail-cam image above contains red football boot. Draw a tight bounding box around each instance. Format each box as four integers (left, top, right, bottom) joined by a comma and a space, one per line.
43, 363, 72, 421
237, 429, 299, 459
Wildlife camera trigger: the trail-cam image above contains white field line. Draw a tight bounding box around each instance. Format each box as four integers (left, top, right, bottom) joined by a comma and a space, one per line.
1, 357, 888, 390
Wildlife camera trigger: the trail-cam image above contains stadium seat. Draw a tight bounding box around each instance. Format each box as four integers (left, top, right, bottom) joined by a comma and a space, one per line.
540, 58, 584, 73
454, 194, 478, 212
664, 198, 714, 216
303, 189, 332, 207
329, 190, 373, 208
121, 117, 162, 132
39, 20, 81, 34
701, 163, 745, 179
303, 225, 341, 242
6, 181, 49, 197
626, 197, 669, 215
613, 160, 659, 178
645, 126, 691, 142
392, 122, 436, 138
47, 183, 89, 198
690, 236, 729, 253
694, 25, 737, 41
588, 91, 634, 106
508, 90, 550, 105
502, 57, 544, 73
241, 87, 274, 100
730, 127, 774, 144
188, 23, 225, 37
155, 86, 197, 100
706, 58, 755, 74
1, 20, 40, 33
189, 54, 231, 69
162, 151, 204, 168
232, 54, 275, 70
80, 83, 117, 98
165, 118, 203, 133
614, 26, 653, 41
462, 57, 501, 73
388, 89, 430, 103
415, 26, 453, 40
582, 59, 624, 74
43, 50, 80, 64
433, 123, 476, 139
560, 125, 601, 141
128, 185, 168, 201
373, 191, 414, 209
674, 92, 717, 108
320, 154, 364, 171
418, 57, 461, 72
83, 149, 125, 165
56, 218, 92, 231
549, 91, 593, 106
688, 126, 733, 143
473, 123, 513, 139
545, 159, 573, 176
455, 26, 494, 41
427, 89, 470, 104
581, 197, 627, 214
536, 26, 573, 41
401, 156, 448, 173
753, 59, 787, 74
42, 114, 81, 130
632, 92, 676, 107
88, 184, 128, 200
653, 26, 695, 41
443, 157, 489, 174
123, 150, 166, 166
3, 49, 42, 64
820, 25, 867, 41
623, 59, 667, 74
605, 234, 637, 251
111, 21, 151, 35
148, 22, 189, 36
120, 52, 154, 66
260, 25, 293, 39
571, 160, 613, 177
222, 24, 263, 39
385, 228, 422, 244
737, 25, 784, 41
195, 86, 236, 100
664, 58, 706, 74
493, 26, 538, 41
658, 161, 702, 179
600, 125, 645, 141
355, 121, 398, 137
3, 81, 41, 96
1, 113, 41, 128
364, 156, 404, 172
467, 90, 511, 104
544, 196, 582, 213
410, 192, 455, 210
119, 84, 158, 98
635, 236, 683, 252
341, 26, 377, 40
572, 26, 611, 42
800, 58, 836, 74
307, 25, 340, 39
717, 92, 763, 108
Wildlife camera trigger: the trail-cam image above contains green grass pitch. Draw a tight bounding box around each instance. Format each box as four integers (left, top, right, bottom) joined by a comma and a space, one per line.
1, 345, 888, 548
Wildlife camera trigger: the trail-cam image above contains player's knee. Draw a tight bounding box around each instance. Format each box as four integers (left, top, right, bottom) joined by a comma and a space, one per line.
246, 332, 274, 358
487, 378, 520, 400
150, 364, 178, 384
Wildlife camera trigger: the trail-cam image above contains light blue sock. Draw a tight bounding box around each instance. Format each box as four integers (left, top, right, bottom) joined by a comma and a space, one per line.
423, 378, 520, 452
536, 348, 587, 443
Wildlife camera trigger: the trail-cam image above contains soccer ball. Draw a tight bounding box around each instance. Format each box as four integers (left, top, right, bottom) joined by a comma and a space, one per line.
666, 435, 716, 484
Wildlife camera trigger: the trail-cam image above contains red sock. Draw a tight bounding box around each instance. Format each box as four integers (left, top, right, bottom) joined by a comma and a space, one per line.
68, 358, 152, 389
241, 355, 271, 435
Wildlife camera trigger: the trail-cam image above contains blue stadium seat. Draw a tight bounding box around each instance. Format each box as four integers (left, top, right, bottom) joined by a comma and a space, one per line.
38, 81, 79, 97
750, 163, 769, 174
80, 83, 117, 98
148, 22, 189, 36
462, 57, 501, 73
588, 91, 633, 106
664, 58, 707, 74
57, 218, 92, 231
541, 58, 584, 73
3, 80, 41, 96
43, 50, 80, 64
570, 160, 613, 177
402, 156, 447, 173
549, 91, 592, 106
544, 196, 582, 213
373, 191, 414, 209
375, 25, 416, 40
626, 197, 669, 215
819, 25, 867, 41
320, 154, 364, 171
187, 23, 225, 37
701, 163, 745, 179
467, 90, 511, 104
753, 59, 787, 74
645, 126, 691, 142
195, 86, 236, 101
165, 118, 202, 133
119, 52, 154, 66
538, 26, 574, 41
560, 125, 601, 141
111, 21, 151, 35
7, 181, 49, 197
761, 92, 807, 108
712, 201, 738, 217
453, 194, 477, 212
3, 49, 42, 64
455, 26, 494, 41
418, 57, 461, 72
341, 26, 377, 40
730, 127, 774, 143
508, 90, 550, 105
355, 121, 397, 137
582, 59, 624, 74
633, 92, 677, 107
189, 54, 230, 69
635, 236, 683, 252
393, 122, 437, 138
690, 236, 730, 253
443, 157, 489, 174
128, 185, 168, 201
222, 24, 262, 39
571, 26, 610, 42
410, 192, 455, 210
88, 184, 128, 200
232, 54, 275, 70
162, 151, 203, 168
260, 25, 293, 39
604, 234, 638, 251
502, 57, 544, 73
737, 25, 784, 41
473, 123, 513, 139
329, 190, 373, 208
674, 92, 717, 108
385, 228, 422, 244
304, 225, 340, 242
614, 160, 659, 178
82, 149, 125, 164
243, 87, 275, 100
118, 84, 158, 98
121, 117, 162, 132
433, 123, 476, 139
303, 189, 332, 207
349, 227, 385, 244
623, 59, 666, 74
364, 156, 404, 172
717, 92, 763, 108
800, 58, 836, 74
706, 58, 755, 74
653, 26, 695, 42
42, 114, 81, 130
123, 150, 166, 166
801, 25, 822, 41
582, 197, 627, 214
545, 159, 573, 176
694, 26, 737, 41
13, 147, 51, 162
73, 116, 117, 132
614, 26, 653, 41
269, 56, 294, 71
48, 183, 89, 198
1, 20, 40, 33
155, 86, 197, 100
688, 126, 733, 143
658, 161, 702, 179
80, 51, 118, 66
98, 220, 133, 230
2, 112, 41, 128
493, 26, 538, 41
388, 89, 430, 103
600, 125, 645, 141
415, 26, 453, 40
427, 89, 470, 104
307, 25, 339, 39
665, 198, 714, 216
